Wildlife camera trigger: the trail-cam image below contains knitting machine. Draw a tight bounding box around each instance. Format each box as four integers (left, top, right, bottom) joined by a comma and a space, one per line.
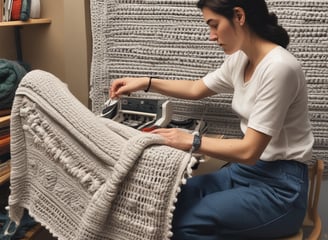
100, 96, 208, 169
101, 97, 173, 131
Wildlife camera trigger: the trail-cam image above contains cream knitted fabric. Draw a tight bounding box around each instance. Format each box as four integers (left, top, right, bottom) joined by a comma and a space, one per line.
9, 70, 197, 240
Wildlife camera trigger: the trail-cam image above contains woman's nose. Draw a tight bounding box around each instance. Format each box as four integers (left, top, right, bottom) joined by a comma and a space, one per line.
209, 30, 218, 41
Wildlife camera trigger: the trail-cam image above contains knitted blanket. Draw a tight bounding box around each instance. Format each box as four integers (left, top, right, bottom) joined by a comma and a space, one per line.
9, 70, 197, 240
89, 0, 328, 174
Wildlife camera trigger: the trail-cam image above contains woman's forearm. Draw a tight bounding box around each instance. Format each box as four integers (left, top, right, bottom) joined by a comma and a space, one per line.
149, 77, 214, 100
110, 76, 214, 100
199, 128, 272, 165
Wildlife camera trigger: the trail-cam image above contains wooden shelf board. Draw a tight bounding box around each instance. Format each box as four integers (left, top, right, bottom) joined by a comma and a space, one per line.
0, 159, 10, 185
0, 18, 51, 27
0, 169, 10, 185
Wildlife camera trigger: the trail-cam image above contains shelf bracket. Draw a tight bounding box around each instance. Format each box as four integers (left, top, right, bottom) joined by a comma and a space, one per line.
14, 26, 23, 62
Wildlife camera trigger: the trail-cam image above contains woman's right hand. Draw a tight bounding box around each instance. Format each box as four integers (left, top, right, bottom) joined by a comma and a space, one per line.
110, 77, 149, 99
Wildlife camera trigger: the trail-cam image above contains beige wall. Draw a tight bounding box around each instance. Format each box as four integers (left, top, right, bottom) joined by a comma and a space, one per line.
0, 0, 91, 107
0, 28, 16, 59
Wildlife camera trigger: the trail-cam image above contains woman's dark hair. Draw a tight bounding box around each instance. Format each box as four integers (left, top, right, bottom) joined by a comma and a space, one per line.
197, 0, 290, 48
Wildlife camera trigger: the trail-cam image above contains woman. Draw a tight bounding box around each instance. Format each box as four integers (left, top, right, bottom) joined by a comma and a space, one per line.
110, 0, 314, 239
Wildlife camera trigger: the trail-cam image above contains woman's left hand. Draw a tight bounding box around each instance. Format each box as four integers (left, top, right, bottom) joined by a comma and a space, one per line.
151, 128, 193, 151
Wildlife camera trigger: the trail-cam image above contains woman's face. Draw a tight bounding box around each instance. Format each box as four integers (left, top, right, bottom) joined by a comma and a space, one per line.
202, 7, 243, 54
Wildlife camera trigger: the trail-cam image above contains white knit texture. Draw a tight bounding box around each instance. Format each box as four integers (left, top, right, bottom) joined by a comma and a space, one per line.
89, 0, 328, 173
9, 70, 197, 240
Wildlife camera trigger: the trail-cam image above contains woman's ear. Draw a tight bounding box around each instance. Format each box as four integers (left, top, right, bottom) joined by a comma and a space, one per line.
233, 7, 246, 26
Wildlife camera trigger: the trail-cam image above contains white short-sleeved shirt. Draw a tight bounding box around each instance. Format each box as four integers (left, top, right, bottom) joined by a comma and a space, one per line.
203, 46, 314, 162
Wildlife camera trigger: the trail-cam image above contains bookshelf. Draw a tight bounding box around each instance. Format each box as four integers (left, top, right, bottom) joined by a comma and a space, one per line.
0, 18, 52, 240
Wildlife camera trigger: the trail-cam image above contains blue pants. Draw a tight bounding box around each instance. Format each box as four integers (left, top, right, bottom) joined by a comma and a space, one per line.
172, 160, 308, 240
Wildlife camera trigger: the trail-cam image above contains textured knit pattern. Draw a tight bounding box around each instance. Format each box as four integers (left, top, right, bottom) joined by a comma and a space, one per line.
9, 70, 197, 240
89, 0, 328, 174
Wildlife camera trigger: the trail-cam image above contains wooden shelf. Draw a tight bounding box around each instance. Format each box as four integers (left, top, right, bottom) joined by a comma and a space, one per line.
0, 18, 51, 27
0, 169, 10, 185
0, 159, 10, 185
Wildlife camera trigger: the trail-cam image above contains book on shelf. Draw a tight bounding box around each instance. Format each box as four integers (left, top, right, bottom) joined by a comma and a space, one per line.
0, 151, 10, 162
0, 108, 11, 117
0, 151, 10, 181
0, 126, 9, 136
0, 114, 10, 137
0, 159, 10, 185
1, 0, 41, 22
0, 133, 10, 155
0, 158, 10, 176
0, 146, 10, 156
1, 0, 24, 22
0, 132, 10, 142
0, 114, 10, 128
2, 0, 13, 22
0, 0, 3, 22
11, 0, 22, 20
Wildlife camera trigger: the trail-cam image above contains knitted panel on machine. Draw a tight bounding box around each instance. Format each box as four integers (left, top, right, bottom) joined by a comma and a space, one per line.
9, 70, 197, 240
